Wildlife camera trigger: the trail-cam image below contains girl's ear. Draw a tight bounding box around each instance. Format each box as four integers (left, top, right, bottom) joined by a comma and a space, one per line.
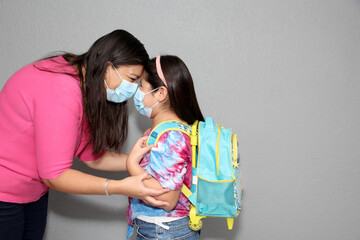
157, 86, 168, 102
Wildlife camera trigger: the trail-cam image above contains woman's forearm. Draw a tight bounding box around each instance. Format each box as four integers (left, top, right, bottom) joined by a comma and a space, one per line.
82, 151, 128, 171
42, 169, 171, 208
42, 168, 141, 196
42, 169, 113, 195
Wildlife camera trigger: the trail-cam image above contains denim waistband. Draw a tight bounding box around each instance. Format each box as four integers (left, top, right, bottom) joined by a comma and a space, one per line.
134, 216, 189, 230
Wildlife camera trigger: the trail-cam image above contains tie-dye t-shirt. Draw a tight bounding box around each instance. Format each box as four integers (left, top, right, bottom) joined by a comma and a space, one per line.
127, 122, 192, 233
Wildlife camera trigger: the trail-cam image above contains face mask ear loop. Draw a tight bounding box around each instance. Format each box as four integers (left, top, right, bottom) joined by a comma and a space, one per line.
111, 63, 125, 81
150, 101, 160, 109
104, 79, 110, 88
144, 87, 159, 95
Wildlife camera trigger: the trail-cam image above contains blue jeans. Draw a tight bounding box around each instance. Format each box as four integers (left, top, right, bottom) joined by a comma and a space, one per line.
0, 192, 48, 240
133, 216, 200, 240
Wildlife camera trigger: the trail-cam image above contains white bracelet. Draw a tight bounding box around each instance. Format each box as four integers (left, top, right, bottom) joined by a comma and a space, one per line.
104, 179, 110, 196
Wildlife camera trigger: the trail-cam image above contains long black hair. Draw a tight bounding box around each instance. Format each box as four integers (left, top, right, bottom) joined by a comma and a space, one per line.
36, 30, 149, 154
144, 55, 204, 124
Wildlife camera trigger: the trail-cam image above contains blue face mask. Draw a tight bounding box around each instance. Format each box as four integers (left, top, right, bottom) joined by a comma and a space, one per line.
134, 88, 159, 118
104, 64, 138, 103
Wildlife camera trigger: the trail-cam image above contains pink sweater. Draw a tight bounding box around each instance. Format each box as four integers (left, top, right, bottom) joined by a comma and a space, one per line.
0, 56, 104, 203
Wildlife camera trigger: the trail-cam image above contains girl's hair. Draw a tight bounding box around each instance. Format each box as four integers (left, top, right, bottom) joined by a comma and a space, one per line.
144, 55, 204, 124
36, 29, 149, 154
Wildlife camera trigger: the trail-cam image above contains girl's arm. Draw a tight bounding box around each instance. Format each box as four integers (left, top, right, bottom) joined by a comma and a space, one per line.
42, 169, 170, 207
127, 136, 181, 211
82, 151, 128, 171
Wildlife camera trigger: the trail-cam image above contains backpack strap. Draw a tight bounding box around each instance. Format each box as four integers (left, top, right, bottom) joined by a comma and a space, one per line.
146, 121, 190, 146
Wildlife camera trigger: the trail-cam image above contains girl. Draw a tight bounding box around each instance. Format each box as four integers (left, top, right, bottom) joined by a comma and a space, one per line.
127, 55, 204, 239
0, 30, 169, 239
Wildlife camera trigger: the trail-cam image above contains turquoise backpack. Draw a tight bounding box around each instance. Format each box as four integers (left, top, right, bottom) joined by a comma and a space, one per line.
147, 117, 243, 231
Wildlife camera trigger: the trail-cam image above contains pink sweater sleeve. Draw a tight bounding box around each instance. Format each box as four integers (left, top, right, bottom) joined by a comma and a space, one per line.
32, 73, 83, 180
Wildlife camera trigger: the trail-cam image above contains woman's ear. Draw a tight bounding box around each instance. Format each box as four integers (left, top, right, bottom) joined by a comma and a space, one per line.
157, 86, 168, 102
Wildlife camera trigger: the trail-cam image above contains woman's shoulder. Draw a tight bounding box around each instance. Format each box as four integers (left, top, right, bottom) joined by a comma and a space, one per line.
31, 56, 77, 82
33, 56, 75, 74
32, 56, 81, 94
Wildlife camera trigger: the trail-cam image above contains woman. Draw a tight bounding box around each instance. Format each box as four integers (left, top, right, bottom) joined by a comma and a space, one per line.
0, 29, 169, 240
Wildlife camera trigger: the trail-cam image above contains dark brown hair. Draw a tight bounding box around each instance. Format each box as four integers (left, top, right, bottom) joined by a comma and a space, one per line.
144, 55, 204, 124
36, 30, 149, 154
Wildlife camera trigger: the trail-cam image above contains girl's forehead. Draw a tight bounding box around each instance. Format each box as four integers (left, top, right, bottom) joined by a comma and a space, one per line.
140, 77, 147, 84
140, 76, 152, 88
141, 71, 147, 78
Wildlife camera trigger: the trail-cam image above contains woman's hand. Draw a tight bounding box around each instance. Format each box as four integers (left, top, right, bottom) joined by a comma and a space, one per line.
118, 172, 170, 207
127, 136, 154, 164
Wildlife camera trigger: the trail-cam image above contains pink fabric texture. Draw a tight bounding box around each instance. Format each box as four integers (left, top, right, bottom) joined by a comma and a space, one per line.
0, 56, 104, 203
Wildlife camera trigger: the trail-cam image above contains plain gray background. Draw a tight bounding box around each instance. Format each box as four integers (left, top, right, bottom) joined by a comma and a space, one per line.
1, 1, 360, 239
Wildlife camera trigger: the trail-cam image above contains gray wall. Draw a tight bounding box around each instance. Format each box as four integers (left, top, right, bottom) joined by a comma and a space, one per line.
1, 1, 360, 239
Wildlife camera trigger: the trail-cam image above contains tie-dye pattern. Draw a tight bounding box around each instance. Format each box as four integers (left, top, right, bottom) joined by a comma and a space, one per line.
127, 122, 192, 236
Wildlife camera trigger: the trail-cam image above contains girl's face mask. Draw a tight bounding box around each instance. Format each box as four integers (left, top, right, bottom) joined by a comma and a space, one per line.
133, 88, 159, 118
104, 64, 138, 103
